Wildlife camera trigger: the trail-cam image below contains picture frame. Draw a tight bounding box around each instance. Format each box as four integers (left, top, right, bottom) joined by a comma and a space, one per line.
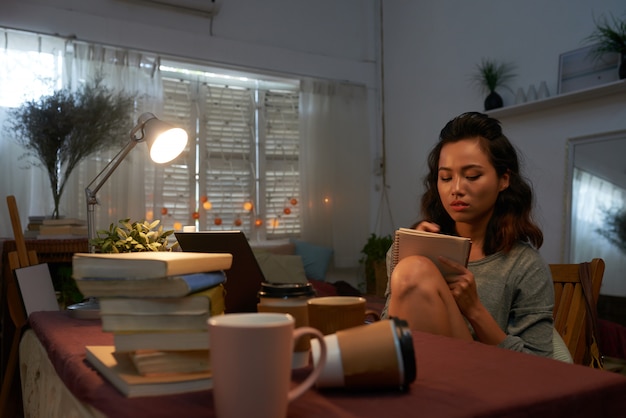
557, 44, 620, 94
14, 263, 60, 316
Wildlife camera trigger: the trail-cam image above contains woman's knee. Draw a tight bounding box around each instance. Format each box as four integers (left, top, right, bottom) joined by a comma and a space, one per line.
390, 256, 443, 296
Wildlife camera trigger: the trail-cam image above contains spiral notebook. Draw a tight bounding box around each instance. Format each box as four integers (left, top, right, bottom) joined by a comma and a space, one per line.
390, 228, 472, 277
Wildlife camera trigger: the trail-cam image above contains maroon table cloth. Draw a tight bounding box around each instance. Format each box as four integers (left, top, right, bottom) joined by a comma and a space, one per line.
27, 311, 626, 418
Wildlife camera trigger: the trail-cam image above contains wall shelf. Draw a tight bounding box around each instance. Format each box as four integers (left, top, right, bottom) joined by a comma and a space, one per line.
488, 80, 626, 119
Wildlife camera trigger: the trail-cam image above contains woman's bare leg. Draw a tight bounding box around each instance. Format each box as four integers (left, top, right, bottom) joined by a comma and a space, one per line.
388, 256, 473, 340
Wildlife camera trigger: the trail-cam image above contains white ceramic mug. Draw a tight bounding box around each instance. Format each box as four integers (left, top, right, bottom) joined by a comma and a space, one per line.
208, 313, 327, 418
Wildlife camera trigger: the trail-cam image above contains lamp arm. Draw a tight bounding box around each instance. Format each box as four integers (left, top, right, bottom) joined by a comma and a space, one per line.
85, 138, 140, 250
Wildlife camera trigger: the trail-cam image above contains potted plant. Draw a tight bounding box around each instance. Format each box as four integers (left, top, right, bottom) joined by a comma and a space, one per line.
90, 218, 178, 253
359, 233, 393, 297
584, 12, 626, 79
5, 77, 135, 219
471, 58, 516, 111
64, 218, 178, 312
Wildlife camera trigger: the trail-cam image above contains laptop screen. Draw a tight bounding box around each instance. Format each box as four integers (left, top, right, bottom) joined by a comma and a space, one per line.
174, 230, 265, 313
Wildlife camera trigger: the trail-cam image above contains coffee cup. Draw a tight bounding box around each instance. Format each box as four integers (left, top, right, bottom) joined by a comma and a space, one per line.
208, 312, 327, 418
307, 296, 381, 335
257, 282, 316, 368
310, 317, 416, 391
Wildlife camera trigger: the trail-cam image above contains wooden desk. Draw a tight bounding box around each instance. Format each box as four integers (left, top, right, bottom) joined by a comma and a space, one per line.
21, 311, 626, 418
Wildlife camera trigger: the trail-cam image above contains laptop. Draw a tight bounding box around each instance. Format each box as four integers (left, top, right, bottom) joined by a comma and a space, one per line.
175, 230, 266, 313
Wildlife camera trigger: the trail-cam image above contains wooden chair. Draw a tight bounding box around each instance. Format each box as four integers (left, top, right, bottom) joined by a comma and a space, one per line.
550, 258, 605, 365
0, 196, 38, 417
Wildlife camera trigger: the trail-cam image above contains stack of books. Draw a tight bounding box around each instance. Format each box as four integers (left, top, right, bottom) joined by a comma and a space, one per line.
24, 215, 46, 238
73, 251, 233, 397
37, 218, 88, 239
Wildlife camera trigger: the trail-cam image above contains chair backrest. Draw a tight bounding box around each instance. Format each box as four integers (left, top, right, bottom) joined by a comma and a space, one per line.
550, 258, 605, 365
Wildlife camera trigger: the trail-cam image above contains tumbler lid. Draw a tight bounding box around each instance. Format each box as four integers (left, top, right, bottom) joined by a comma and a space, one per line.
391, 317, 417, 390
258, 282, 316, 299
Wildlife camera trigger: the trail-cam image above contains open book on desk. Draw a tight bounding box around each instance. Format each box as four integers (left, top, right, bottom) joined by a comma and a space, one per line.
391, 228, 472, 277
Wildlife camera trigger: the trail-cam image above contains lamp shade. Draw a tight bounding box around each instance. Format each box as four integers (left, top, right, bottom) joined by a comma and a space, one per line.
142, 117, 188, 163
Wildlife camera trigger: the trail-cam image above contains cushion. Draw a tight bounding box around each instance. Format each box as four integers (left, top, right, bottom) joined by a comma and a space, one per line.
552, 328, 573, 363
291, 239, 333, 281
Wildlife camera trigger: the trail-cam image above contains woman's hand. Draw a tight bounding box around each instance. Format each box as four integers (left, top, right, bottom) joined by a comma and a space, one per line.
438, 256, 480, 318
415, 221, 440, 233
438, 255, 507, 346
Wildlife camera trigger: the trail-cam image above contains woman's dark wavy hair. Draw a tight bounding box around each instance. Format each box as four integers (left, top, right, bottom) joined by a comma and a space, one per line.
420, 112, 543, 254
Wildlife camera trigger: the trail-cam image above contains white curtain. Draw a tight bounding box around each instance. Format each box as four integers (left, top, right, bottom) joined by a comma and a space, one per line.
0, 29, 65, 237
62, 42, 163, 231
0, 31, 163, 237
0, 30, 374, 270
571, 168, 626, 295
299, 79, 370, 267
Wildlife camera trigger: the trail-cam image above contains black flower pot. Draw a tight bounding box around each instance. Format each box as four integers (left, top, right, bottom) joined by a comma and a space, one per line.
619, 53, 626, 80
484, 91, 503, 111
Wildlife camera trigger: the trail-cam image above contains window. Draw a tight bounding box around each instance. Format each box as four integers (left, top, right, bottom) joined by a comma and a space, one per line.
0, 28, 301, 240
154, 66, 301, 239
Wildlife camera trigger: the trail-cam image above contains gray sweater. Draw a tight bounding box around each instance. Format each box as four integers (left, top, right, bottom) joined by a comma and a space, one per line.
382, 242, 554, 358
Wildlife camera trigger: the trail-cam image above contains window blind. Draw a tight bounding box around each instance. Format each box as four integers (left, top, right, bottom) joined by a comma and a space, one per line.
153, 73, 300, 239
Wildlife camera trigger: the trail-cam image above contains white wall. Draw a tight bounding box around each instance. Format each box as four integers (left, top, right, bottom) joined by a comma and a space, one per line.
0, 0, 379, 86
380, 1, 626, 270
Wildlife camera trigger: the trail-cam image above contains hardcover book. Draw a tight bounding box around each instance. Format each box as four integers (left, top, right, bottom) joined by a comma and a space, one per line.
391, 228, 472, 277
113, 330, 210, 352
98, 283, 226, 315
72, 251, 233, 280
101, 312, 210, 332
75, 271, 227, 298
129, 349, 210, 376
85, 345, 212, 397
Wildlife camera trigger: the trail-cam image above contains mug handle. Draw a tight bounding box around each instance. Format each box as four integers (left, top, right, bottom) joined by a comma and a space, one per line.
287, 326, 327, 402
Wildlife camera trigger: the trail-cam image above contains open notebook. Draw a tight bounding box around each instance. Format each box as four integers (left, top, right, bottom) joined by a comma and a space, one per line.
175, 230, 266, 313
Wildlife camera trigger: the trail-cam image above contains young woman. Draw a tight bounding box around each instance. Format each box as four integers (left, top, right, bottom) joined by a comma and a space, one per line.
382, 112, 554, 358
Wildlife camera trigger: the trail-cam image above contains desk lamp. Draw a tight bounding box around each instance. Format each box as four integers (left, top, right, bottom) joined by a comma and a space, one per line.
85, 112, 188, 252
69, 113, 187, 318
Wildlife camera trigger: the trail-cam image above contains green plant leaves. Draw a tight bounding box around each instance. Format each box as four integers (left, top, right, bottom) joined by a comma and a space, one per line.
90, 218, 178, 253
471, 58, 517, 94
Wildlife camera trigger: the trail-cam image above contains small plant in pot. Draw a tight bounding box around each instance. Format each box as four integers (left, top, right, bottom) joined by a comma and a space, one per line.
70, 218, 177, 311
584, 12, 626, 79
359, 233, 393, 297
5, 76, 135, 219
471, 58, 516, 111
90, 218, 178, 253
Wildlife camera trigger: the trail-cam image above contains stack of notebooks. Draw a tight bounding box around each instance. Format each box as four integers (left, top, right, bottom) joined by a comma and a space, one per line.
73, 251, 233, 397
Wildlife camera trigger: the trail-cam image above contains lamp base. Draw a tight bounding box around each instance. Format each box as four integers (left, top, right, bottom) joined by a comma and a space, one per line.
67, 297, 100, 320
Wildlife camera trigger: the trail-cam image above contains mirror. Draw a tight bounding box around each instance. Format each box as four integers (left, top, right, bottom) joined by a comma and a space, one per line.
566, 130, 626, 296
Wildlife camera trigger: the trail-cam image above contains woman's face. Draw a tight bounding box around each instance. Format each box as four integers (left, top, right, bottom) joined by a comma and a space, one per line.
437, 138, 509, 228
